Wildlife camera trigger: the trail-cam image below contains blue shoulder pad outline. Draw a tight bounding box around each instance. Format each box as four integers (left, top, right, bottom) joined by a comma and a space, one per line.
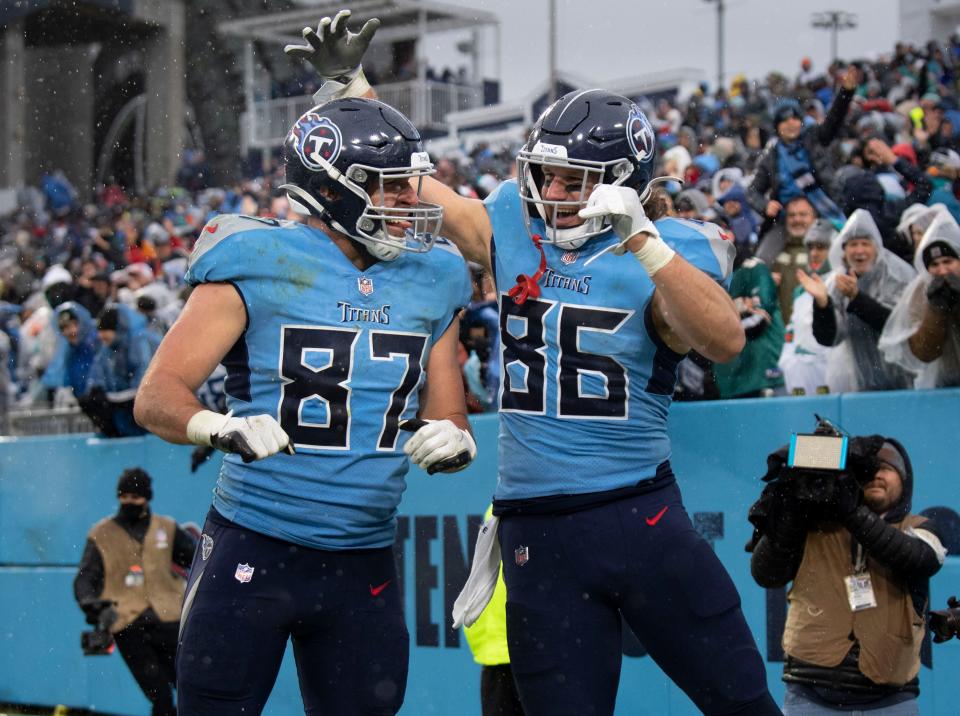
655, 217, 736, 284
189, 215, 291, 270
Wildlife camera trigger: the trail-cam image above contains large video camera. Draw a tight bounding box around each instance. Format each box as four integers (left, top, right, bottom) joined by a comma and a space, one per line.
80, 599, 118, 656
929, 597, 960, 643
777, 415, 882, 503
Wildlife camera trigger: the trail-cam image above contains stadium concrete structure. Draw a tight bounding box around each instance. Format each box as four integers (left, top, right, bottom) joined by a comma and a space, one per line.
899, 0, 960, 45
0, 0, 186, 200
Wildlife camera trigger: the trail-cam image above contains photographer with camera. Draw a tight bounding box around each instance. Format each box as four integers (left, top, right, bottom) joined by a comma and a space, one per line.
74, 468, 196, 716
748, 426, 946, 714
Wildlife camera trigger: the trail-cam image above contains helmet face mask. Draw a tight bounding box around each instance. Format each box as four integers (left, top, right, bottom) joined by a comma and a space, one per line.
281, 100, 443, 261
516, 90, 657, 250
517, 144, 634, 248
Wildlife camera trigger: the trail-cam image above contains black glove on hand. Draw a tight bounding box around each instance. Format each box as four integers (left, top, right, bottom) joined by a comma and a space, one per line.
926, 273, 960, 313
845, 435, 884, 484
80, 599, 112, 625
766, 479, 812, 546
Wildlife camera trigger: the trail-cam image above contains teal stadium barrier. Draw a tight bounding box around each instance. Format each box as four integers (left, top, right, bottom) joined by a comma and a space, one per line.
1, 389, 958, 714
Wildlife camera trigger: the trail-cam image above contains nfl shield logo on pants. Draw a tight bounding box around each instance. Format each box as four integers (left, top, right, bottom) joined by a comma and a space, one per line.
357, 276, 374, 296
234, 563, 254, 583
201, 534, 214, 561
515, 545, 530, 567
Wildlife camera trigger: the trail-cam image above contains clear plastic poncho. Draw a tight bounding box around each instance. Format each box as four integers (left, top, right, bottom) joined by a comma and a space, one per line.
895, 202, 948, 255
823, 209, 917, 392
879, 208, 960, 388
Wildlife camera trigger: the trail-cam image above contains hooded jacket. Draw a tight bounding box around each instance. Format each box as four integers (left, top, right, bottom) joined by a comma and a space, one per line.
837, 168, 933, 261
879, 208, 960, 387
87, 304, 157, 400
41, 302, 99, 396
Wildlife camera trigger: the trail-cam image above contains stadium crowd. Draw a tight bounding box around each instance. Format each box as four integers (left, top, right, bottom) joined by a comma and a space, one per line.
2, 36, 960, 435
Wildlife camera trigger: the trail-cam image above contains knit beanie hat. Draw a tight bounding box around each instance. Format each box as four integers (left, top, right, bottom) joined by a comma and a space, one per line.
117, 468, 153, 500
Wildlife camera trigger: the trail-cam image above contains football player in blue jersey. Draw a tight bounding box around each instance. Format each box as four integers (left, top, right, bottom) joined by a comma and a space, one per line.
288, 11, 781, 715
134, 98, 476, 715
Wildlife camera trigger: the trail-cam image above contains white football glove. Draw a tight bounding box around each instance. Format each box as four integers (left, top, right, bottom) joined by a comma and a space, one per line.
400, 419, 477, 474
578, 184, 660, 255
284, 9, 380, 80
186, 410, 294, 464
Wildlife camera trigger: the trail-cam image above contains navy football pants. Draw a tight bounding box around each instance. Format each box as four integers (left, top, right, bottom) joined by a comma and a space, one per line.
499, 482, 781, 716
176, 509, 408, 715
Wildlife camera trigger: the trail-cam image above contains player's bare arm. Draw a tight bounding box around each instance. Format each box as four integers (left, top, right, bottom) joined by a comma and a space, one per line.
581, 184, 744, 362
402, 315, 477, 474
419, 178, 493, 272
136, 281, 292, 462
419, 314, 471, 432
134, 282, 245, 443
647, 254, 744, 363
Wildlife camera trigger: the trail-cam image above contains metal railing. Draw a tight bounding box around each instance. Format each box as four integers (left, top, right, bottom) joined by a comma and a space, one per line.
244, 80, 481, 149
5, 407, 94, 437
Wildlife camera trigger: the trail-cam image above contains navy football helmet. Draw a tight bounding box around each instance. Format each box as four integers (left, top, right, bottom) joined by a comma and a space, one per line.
517, 89, 657, 248
281, 98, 442, 261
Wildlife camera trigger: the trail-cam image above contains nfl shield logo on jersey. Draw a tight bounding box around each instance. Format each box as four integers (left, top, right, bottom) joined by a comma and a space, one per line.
515, 545, 530, 567
234, 563, 254, 583
561, 250, 579, 265
358, 276, 374, 296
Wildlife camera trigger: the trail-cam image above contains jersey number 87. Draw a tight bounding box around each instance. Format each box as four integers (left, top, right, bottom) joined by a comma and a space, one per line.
278, 325, 427, 451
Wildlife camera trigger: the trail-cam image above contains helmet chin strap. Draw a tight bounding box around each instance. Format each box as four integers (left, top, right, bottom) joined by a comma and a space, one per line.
357, 236, 402, 261
331, 218, 403, 262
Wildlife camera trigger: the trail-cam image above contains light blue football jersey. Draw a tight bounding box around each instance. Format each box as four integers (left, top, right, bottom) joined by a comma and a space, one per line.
185, 215, 471, 549
484, 180, 734, 500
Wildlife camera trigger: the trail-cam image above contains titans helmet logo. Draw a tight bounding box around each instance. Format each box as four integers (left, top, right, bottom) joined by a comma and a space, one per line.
626, 107, 655, 164
289, 113, 343, 171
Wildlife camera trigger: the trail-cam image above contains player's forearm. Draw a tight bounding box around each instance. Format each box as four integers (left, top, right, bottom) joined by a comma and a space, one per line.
133, 368, 207, 444
419, 177, 493, 270
653, 258, 745, 363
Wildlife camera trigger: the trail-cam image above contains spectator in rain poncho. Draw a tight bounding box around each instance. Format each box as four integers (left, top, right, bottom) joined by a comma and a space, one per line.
17, 293, 58, 400
895, 203, 947, 259
799, 210, 916, 392
84, 304, 155, 437
778, 219, 836, 395
879, 209, 960, 388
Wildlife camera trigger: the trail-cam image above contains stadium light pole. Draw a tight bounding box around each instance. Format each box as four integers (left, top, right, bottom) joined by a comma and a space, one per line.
703, 0, 725, 93
811, 11, 858, 65
548, 0, 557, 104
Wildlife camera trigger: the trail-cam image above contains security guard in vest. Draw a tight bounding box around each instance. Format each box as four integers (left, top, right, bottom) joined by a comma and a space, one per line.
749, 438, 946, 714
74, 468, 196, 716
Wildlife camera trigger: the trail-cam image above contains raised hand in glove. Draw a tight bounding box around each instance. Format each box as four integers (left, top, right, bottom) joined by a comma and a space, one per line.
284, 9, 380, 80
578, 185, 660, 253
926, 273, 960, 313
400, 419, 476, 474
186, 410, 294, 464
